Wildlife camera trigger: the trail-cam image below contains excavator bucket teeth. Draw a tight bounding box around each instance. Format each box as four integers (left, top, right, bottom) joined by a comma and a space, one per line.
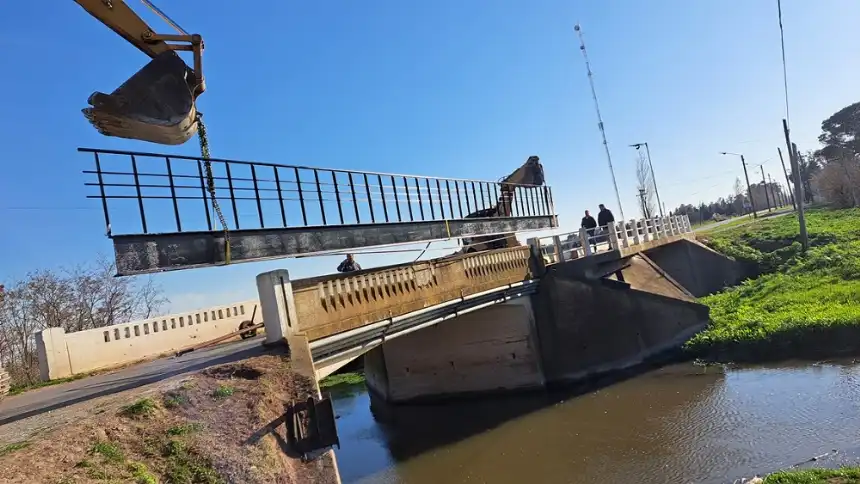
82, 51, 198, 145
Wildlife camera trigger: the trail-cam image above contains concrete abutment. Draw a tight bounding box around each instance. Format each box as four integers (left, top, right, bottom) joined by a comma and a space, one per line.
362, 244, 715, 403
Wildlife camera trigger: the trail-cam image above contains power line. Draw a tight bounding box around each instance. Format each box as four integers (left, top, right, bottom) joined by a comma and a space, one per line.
777, 0, 791, 128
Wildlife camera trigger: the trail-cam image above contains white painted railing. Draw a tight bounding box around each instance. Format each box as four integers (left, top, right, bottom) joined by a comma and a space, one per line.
529, 214, 692, 264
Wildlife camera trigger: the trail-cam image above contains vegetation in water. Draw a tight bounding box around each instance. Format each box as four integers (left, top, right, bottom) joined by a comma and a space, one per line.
763, 466, 860, 483
688, 208, 860, 362
320, 371, 366, 389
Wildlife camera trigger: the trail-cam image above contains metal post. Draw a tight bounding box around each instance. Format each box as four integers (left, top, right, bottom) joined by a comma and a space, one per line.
632, 142, 664, 218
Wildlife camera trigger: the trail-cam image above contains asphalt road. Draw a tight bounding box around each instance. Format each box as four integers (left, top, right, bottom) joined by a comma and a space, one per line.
0, 336, 280, 426
693, 208, 794, 233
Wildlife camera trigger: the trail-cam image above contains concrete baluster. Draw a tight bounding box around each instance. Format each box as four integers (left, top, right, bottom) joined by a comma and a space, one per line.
608, 222, 620, 250
641, 218, 651, 242
630, 219, 640, 244
620, 220, 631, 248
552, 235, 563, 263
580, 227, 592, 256
684, 215, 692, 232
667, 216, 676, 236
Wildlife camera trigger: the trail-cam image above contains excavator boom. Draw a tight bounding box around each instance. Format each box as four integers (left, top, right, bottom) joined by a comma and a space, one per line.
74, 0, 204, 145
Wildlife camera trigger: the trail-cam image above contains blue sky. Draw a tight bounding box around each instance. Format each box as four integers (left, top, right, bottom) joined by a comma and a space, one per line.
1, 1, 858, 312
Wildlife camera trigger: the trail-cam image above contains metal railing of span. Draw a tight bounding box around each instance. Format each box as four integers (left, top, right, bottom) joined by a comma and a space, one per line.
532, 214, 693, 263
80, 148, 555, 236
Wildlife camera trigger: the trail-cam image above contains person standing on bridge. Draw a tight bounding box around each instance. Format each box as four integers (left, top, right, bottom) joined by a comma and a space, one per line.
337, 254, 362, 273
581, 210, 598, 253
597, 204, 616, 250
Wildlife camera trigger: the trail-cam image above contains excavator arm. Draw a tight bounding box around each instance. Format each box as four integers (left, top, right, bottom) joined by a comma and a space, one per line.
74, 0, 205, 145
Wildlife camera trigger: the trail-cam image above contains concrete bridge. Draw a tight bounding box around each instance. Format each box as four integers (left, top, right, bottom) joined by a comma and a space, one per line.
253, 213, 742, 402
36, 213, 744, 403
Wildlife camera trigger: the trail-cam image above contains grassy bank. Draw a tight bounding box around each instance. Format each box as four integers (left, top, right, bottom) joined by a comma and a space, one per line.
687, 207, 860, 362
763, 466, 860, 483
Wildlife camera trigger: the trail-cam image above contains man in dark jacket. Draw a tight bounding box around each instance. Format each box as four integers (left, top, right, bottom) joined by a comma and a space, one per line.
337, 254, 361, 273
580, 210, 598, 252
597, 204, 616, 249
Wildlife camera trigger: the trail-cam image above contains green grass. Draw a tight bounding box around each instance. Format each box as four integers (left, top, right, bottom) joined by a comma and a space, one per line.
127, 461, 158, 484
0, 441, 30, 456
689, 207, 860, 362
9, 373, 89, 395
764, 466, 860, 483
162, 390, 188, 409
162, 438, 222, 484
319, 371, 366, 389
120, 398, 157, 419
167, 422, 204, 436
89, 441, 124, 463
211, 384, 235, 399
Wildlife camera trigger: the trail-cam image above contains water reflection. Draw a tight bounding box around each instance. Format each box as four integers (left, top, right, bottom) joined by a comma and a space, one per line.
332, 361, 860, 484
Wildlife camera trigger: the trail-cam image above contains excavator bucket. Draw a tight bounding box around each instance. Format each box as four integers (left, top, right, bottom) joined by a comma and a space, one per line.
82, 51, 199, 145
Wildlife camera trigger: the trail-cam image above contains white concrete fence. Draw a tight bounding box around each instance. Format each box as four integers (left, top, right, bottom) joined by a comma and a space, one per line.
36, 299, 259, 380
531, 214, 693, 263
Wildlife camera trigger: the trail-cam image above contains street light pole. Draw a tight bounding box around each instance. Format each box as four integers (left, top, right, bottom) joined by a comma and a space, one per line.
720, 152, 757, 218
630, 142, 664, 217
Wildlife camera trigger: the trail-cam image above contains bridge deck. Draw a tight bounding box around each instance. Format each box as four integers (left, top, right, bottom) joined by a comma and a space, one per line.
279, 215, 693, 378
80, 148, 556, 275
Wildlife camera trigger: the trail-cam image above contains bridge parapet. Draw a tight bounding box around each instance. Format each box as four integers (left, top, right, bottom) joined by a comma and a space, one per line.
529, 214, 693, 264
292, 246, 534, 341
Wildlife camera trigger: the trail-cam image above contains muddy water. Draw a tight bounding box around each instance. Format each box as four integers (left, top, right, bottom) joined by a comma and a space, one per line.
331, 361, 860, 484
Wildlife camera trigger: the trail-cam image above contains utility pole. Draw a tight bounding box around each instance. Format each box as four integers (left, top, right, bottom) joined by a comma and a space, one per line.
767, 174, 779, 207
756, 164, 772, 212
575, 24, 624, 220
630, 142, 664, 217
777, 147, 796, 210
783, 119, 808, 251
721, 152, 757, 218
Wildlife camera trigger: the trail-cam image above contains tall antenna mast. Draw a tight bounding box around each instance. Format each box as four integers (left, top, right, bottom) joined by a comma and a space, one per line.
574, 23, 625, 220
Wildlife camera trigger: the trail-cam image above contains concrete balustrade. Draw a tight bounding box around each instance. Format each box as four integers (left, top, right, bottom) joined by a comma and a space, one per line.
36, 300, 259, 380
530, 215, 693, 264
289, 247, 533, 342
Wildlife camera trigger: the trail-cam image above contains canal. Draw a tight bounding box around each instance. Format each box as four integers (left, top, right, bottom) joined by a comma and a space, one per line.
330, 361, 860, 483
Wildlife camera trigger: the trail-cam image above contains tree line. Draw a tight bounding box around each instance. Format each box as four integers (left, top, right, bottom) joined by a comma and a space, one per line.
0, 257, 167, 386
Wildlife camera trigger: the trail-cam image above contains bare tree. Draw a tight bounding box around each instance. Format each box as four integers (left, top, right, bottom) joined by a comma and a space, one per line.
0, 256, 168, 386
813, 155, 860, 208
635, 151, 656, 218
732, 177, 746, 214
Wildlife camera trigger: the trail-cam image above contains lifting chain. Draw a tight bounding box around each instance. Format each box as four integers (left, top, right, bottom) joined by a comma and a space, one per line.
196, 113, 231, 264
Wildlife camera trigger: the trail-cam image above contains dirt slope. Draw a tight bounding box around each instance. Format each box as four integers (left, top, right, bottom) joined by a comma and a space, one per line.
0, 355, 338, 484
